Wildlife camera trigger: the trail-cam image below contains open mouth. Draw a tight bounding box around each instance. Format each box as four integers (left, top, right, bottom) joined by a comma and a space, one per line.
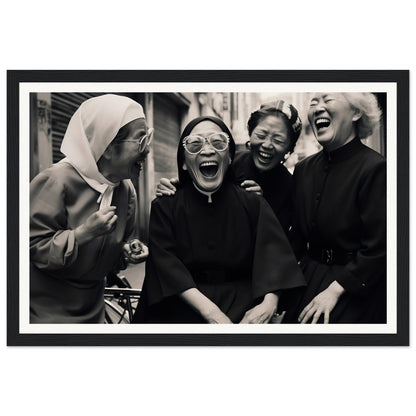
258, 150, 273, 163
315, 117, 331, 131
199, 161, 219, 177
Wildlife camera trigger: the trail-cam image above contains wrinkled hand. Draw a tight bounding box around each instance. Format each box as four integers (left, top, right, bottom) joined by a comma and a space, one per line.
205, 308, 233, 324
155, 177, 179, 197
298, 281, 345, 324
240, 180, 263, 196
75, 206, 118, 245
240, 293, 278, 324
122, 241, 149, 264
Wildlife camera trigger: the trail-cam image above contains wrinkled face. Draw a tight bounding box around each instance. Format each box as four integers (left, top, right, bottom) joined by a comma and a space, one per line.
308, 93, 360, 151
107, 118, 150, 180
183, 121, 231, 192
250, 115, 291, 172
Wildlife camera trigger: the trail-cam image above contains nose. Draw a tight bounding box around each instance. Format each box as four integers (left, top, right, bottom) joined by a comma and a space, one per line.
262, 135, 274, 149
314, 98, 326, 114
200, 140, 216, 155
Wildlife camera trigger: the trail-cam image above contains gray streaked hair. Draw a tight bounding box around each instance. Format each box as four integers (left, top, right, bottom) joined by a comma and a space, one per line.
342, 93, 382, 139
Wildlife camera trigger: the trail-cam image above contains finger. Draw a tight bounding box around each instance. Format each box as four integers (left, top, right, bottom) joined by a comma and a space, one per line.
101, 210, 117, 222
240, 180, 254, 187
311, 309, 322, 324
101, 206, 117, 214
298, 302, 313, 322
240, 313, 250, 324
300, 307, 316, 324
324, 310, 330, 324
245, 187, 262, 194
169, 177, 180, 186
107, 214, 118, 228
161, 178, 177, 191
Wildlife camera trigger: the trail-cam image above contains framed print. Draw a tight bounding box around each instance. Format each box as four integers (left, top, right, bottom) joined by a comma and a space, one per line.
7, 70, 409, 346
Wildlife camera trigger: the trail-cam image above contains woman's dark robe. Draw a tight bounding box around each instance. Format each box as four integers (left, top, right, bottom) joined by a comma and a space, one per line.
285, 138, 386, 323
133, 181, 305, 323
232, 151, 294, 235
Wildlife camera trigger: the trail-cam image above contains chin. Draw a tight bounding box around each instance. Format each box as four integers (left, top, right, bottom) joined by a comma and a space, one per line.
253, 158, 279, 172
196, 179, 222, 192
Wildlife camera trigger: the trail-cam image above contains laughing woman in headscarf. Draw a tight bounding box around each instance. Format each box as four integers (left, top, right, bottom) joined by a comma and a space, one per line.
132, 116, 305, 324
30, 94, 152, 323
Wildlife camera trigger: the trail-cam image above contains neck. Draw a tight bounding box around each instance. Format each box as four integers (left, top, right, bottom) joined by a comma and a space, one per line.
324, 131, 356, 153
192, 182, 221, 202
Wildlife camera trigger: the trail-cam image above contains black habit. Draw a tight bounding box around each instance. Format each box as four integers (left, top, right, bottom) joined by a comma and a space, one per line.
233, 150, 294, 235
133, 181, 305, 323
285, 138, 386, 323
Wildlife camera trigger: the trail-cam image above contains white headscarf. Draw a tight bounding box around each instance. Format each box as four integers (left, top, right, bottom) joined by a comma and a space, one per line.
60, 94, 145, 209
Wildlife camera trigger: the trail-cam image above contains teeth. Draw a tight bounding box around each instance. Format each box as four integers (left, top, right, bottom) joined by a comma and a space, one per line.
200, 161, 218, 167
259, 152, 272, 159
315, 118, 330, 128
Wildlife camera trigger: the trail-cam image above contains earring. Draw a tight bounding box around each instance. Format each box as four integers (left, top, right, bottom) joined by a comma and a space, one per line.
245, 141, 251, 149
281, 153, 290, 163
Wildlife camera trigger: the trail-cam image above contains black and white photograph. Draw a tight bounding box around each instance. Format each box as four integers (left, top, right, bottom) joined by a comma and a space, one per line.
2, 3, 414, 416
7, 71, 409, 346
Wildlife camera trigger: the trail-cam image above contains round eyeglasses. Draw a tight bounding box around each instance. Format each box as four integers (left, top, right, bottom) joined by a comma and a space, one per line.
183, 132, 229, 155
116, 128, 154, 152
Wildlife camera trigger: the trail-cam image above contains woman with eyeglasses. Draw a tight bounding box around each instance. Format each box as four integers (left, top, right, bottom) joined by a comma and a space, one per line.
132, 116, 305, 324
156, 100, 302, 236
30, 94, 152, 323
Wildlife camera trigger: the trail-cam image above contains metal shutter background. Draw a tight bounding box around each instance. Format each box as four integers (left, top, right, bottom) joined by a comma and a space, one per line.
51, 93, 101, 163
153, 95, 182, 187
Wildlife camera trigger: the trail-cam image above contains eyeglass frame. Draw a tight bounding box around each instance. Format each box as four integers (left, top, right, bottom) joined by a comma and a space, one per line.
114, 127, 154, 152
182, 132, 230, 155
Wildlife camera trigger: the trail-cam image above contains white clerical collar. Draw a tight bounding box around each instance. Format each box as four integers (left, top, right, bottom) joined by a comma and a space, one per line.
192, 182, 219, 203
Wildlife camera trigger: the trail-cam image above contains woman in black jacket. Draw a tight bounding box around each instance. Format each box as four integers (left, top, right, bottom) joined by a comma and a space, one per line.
286, 92, 386, 324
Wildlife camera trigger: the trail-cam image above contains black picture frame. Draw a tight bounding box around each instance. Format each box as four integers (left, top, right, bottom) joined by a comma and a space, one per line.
7, 70, 409, 346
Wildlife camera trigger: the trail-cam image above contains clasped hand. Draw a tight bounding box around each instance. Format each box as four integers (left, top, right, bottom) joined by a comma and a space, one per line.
240, 293, 278, 324
122, 240, 149, 264
75, 206, 118, 245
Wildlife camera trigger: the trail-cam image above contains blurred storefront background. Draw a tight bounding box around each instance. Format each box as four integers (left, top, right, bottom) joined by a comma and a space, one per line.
29, 91, 386, 244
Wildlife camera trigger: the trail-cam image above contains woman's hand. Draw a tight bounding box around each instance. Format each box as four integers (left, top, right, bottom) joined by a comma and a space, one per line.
240, 293, 278, 324
180, 288, 233, 324
240, 180, 263, 196
122, 241, 149, 264
298, 281, 345, 324
204, 308, 233, 324
75, 206, 118, 245
155, 177, 179, 197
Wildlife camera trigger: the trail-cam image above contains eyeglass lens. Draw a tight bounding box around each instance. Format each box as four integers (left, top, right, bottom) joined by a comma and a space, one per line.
185, 133, 228, 153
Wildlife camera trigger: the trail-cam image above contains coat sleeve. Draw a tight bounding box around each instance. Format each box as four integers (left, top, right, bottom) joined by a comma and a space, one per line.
336, 160, 386, 297
251, 196, 306, 300
144, 198, 197, 306
30, 172, 79, 271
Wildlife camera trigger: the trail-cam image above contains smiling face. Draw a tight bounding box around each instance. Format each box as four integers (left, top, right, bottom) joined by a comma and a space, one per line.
308, 93, 361, 151
182, 120, 231, 192
250, 115, 291, 172
100, 118, 149, 181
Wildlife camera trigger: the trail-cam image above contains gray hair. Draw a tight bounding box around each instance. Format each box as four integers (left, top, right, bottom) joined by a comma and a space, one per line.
342, 93, 382, 139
